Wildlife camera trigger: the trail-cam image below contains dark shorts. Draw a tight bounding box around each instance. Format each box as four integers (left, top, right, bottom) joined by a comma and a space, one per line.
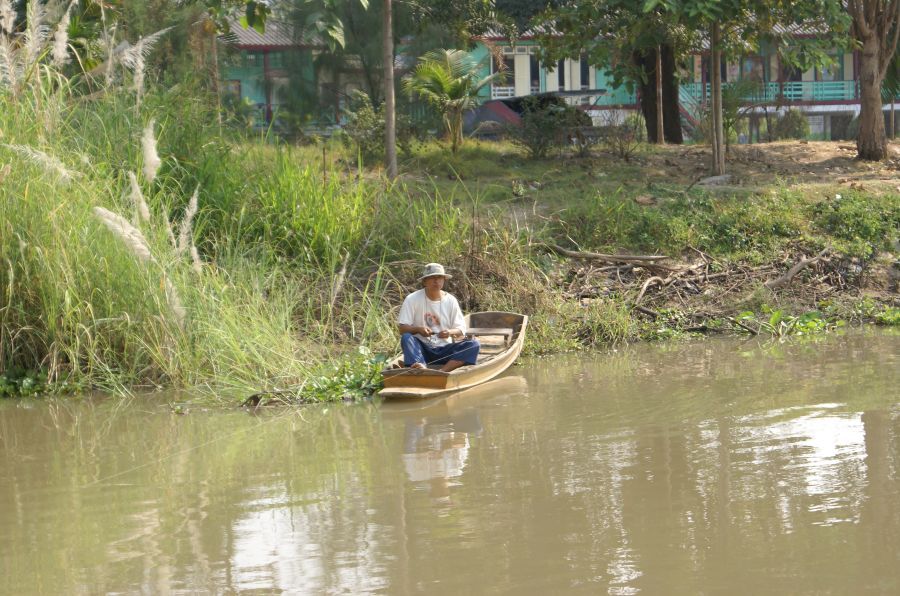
400, 333, 480, 367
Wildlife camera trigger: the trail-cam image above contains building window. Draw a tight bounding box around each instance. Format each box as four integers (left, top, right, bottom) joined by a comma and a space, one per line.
269, 51, 284, 68
245, 52, 259, 67
557, 58, 565, 88
741, 56, 765, 82
580, 53, 590, 90
701, 57, 729, 82
530, 54, 540, 93
781, 62, 803, 82
816, 55, 842, 82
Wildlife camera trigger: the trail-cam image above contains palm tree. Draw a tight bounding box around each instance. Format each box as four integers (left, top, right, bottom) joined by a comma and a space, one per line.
403, 48, 504, 153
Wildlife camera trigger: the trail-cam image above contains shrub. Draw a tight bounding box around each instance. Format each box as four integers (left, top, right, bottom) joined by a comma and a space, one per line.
506, 95, 591, 159
342, 91, 413, 164
772, 108, 810, 140
811, 192, 900, 257
597, 111, 645, 161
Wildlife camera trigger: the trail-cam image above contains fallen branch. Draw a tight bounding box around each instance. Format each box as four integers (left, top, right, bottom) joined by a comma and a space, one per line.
764, 249, 829, 290
635, 276, 665, 304
727, 316, 759, 336
633, 305, 660, 319
542, 243, 671, 266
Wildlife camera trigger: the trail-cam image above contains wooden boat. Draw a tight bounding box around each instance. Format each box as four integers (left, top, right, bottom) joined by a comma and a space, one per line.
381, 375, 528, 414
379, 311, 528, 399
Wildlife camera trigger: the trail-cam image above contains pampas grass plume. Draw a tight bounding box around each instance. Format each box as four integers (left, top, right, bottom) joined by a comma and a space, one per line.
164, 212, 177, 248
120, 27, 171, 106
0, 34, 20, 91
94, 206, 186, 328
190, 245, 202, 274
23, 0, 48, 69
3, 143, 78, 184
177, 186, 199, 257
51, 2, 72, 68
141, 119, 161, 182
0, 0, 16, 35
93, 206, 154, 263
128, 171, 151, 223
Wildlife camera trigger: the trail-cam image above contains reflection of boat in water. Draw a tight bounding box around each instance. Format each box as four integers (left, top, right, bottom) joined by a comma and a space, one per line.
380, 312, 528, 399
380, 375, 528, 416
391, 376, 527, 503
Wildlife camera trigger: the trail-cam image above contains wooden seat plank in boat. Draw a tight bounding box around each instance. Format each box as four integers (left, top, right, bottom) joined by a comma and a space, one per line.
380, 312, 528, 399
466, 327, 514, 344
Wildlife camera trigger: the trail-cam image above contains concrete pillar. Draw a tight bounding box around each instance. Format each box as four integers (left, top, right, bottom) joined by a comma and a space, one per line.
567, 58, 579, 91
545, 66, 559, 92
843, 54, 854, 81
514, 53, 530, 96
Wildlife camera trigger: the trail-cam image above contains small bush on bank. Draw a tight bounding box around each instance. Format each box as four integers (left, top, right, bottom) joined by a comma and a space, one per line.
811, 191, 900, 257
553, 188, 809, 259
772, 109, 810, 140
506, 95, 591, 159
597, 111, 646, 161
342, 91, 413, 164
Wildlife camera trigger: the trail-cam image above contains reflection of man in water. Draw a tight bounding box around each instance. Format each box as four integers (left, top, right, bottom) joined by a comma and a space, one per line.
401, 410, 483, 503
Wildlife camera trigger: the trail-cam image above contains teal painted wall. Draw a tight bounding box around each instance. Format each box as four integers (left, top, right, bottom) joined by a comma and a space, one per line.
222, 48, 315, 109
468, 44, 493, 99
469, 40, 619, 100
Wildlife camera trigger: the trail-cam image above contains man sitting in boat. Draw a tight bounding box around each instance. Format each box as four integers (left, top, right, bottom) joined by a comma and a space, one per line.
397, 263, 480, 372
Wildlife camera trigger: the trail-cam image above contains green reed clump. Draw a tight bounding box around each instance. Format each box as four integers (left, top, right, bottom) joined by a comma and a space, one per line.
809, 191, 900, 258
554, 187, 809, 259
0, 84, 401, 398
194, 142, 476, 268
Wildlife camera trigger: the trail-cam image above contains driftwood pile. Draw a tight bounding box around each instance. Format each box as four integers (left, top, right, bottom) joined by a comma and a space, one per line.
541, 244, 848, 325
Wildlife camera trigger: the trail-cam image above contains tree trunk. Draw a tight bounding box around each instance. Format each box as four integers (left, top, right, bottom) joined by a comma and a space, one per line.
383, 0, 397, 179
710, 23, 726, 175
857, 33, 888, 160
660, 44, 683, 144
634, 45, 683, 144
655, 45, 664, 144
210, 24, 222, 129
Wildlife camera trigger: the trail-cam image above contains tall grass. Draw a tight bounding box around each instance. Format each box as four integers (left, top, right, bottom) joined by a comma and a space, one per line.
553, 186, 898, 261
0, 53, 524, 400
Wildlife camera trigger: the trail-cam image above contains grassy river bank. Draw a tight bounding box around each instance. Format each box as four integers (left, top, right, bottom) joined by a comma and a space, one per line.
2, 86, 898, 403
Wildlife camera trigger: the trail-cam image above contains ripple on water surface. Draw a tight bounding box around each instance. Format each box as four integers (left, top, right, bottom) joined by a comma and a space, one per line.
0, 330, 898, 594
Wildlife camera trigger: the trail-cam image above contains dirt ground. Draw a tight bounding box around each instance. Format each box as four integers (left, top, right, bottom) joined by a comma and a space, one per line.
540, 140, 900, 320
641, 139, 900, 193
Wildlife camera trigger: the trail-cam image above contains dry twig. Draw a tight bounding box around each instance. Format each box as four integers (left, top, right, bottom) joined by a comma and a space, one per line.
764, 249, 829, 290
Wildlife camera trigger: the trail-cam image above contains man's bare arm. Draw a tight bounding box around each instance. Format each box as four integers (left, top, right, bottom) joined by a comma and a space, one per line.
399, 323, 431, 336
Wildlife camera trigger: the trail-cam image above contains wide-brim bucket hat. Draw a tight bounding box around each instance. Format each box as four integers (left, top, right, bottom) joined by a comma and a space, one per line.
418, 262, 452, 281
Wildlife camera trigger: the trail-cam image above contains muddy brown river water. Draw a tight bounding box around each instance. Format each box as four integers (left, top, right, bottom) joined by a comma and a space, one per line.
1, 330, 898, 594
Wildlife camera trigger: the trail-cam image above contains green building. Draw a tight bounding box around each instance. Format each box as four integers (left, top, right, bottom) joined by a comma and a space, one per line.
221, 19, 317, 125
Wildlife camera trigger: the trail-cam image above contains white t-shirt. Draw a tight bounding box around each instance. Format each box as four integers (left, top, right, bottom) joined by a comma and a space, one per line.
398, 289, 467, 347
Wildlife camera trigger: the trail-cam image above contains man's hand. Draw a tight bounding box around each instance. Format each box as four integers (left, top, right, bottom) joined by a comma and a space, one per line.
438, 328, 462, 339
419, 326, 434, 337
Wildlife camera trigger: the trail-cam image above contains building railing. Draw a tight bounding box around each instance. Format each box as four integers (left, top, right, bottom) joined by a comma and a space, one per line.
680, 80, 862, 104
592, 88, 638, 106
491, 80, 898, 106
